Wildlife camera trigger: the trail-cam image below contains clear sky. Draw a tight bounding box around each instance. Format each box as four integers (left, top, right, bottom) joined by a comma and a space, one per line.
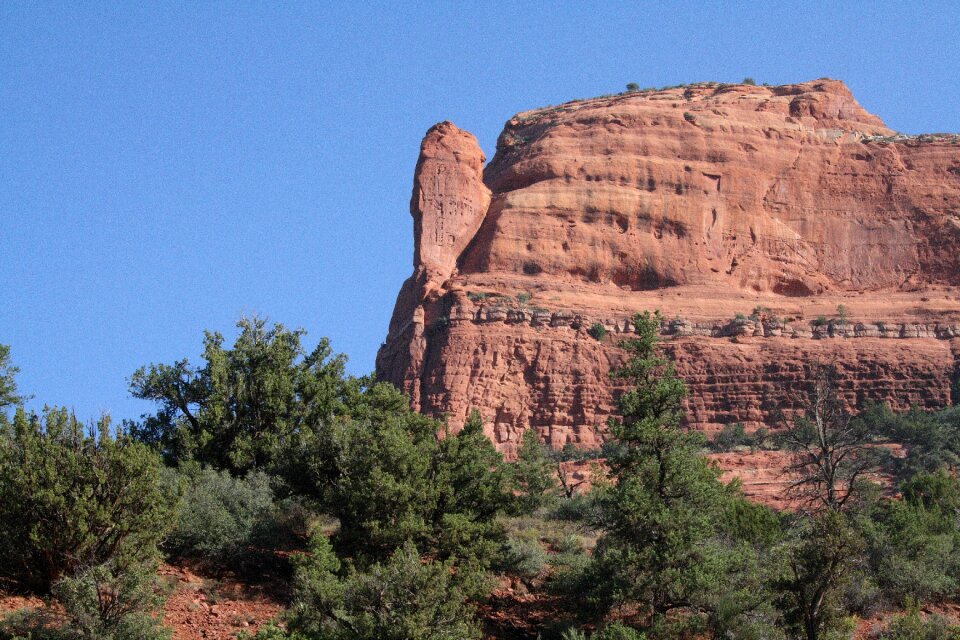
2, 2, 959, 422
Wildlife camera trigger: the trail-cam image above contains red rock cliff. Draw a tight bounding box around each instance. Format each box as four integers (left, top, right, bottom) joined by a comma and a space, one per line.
377, 79, 960, 455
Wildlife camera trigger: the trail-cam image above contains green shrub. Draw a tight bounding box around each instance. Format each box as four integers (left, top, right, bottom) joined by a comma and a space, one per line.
587, 323, 608, 341
563, 626, 649, 640
53, 562, 171, 640
294, 405, 511, 569
0, 562, 171, 640
523, 261, 543, 275
879, 609, 960, 640
512, 429, 557, 514
553, 533, 584, 555
0, 608, 69, 640
548, 492, 601, 522
626, 82, 640, 92
517, 292, 533, 304
593, 623, 647, 640
546, 545, 594, 600
863, 487, 960, 605
859, 403, 960, 479
0, 408, 178, 593
711, 423, 750, 451
286, 536, 483, 640
496, 535, 547, 579
163, 466, 289, 567
837, 304, 850, 325
743, 77, 757, 86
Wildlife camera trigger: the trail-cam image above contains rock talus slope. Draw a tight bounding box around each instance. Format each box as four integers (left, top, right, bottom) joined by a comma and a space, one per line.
377, 80, 960, 455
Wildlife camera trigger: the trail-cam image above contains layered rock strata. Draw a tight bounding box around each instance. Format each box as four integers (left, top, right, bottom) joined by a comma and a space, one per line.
377, 80, 960, 455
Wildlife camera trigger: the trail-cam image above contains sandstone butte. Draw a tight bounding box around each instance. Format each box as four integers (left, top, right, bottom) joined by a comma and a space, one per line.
376, 79, 960, 461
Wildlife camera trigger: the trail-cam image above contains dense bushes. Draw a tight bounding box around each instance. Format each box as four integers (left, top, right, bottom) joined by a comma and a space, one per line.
710, 422, 769, 452
859, 402, 960, 479
282, 536, 484, 640
7, 317, 960, 640
163, 466, 307, 568
512, 427, 558, 513
858, 470, 960, 606
0, 407, 178, 593
129, 317, 358, 475
0, 561, 170, 640
879, 609, 960, 640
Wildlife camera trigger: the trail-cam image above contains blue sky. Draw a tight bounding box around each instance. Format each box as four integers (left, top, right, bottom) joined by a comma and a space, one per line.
2, 2, 959, 422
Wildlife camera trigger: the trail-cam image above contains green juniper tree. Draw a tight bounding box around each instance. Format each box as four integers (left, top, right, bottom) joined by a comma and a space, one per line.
588, 311, 757, 631
130, 316, 357, 474
0, 408, 178, 593
512, 427, 557, 513
0, 344, 27, 412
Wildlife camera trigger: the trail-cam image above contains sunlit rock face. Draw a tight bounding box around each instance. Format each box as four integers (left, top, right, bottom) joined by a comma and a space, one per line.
377, 79, 960, 457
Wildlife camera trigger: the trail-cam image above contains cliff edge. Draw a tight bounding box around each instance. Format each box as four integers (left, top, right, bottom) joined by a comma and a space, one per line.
377, 79, 960, 455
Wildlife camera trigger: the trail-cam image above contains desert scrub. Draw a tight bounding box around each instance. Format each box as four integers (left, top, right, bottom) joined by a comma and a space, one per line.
495, 534, 548, 579
588, 323, 608, 341
0, 408, 178, 593
162, 466, 309, 570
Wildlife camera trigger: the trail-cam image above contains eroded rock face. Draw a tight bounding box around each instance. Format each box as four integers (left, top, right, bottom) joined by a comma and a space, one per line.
377, 79, 960, 454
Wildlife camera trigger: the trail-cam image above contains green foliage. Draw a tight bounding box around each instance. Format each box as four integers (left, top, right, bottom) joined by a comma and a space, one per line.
163, 466, 285, 566
284, 536, 483, 640
0, 345, 27, 411
859, 402, 960, 479
512, 428, 557, 513
590, 311, 744, 622
776, 511, 866, 640
292, 404, 511, 569
720, 494, 784, 547
743, 77, 757, 85
548, 491, 602, 522
879, 608, 960, 640
52, 562, 171, 640
710, 423, 769, 452
0, 562, 171, 640
836, 304, 850, 324
812, 316, 829, 327
517, 292, 533, 304
562, 623, 648, 639
587, 322, 608, 341
130, 316, 356, 475
0, 408, 178, 592
858, 470, 960, 605
626, 82, 640, 92
496, 534, 548, 579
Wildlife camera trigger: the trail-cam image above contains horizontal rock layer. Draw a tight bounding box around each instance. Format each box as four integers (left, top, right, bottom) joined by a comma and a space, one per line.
377, 79, 960, 455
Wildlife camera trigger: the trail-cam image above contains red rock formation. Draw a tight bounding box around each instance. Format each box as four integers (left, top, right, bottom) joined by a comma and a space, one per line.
377, 79, 960, 455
